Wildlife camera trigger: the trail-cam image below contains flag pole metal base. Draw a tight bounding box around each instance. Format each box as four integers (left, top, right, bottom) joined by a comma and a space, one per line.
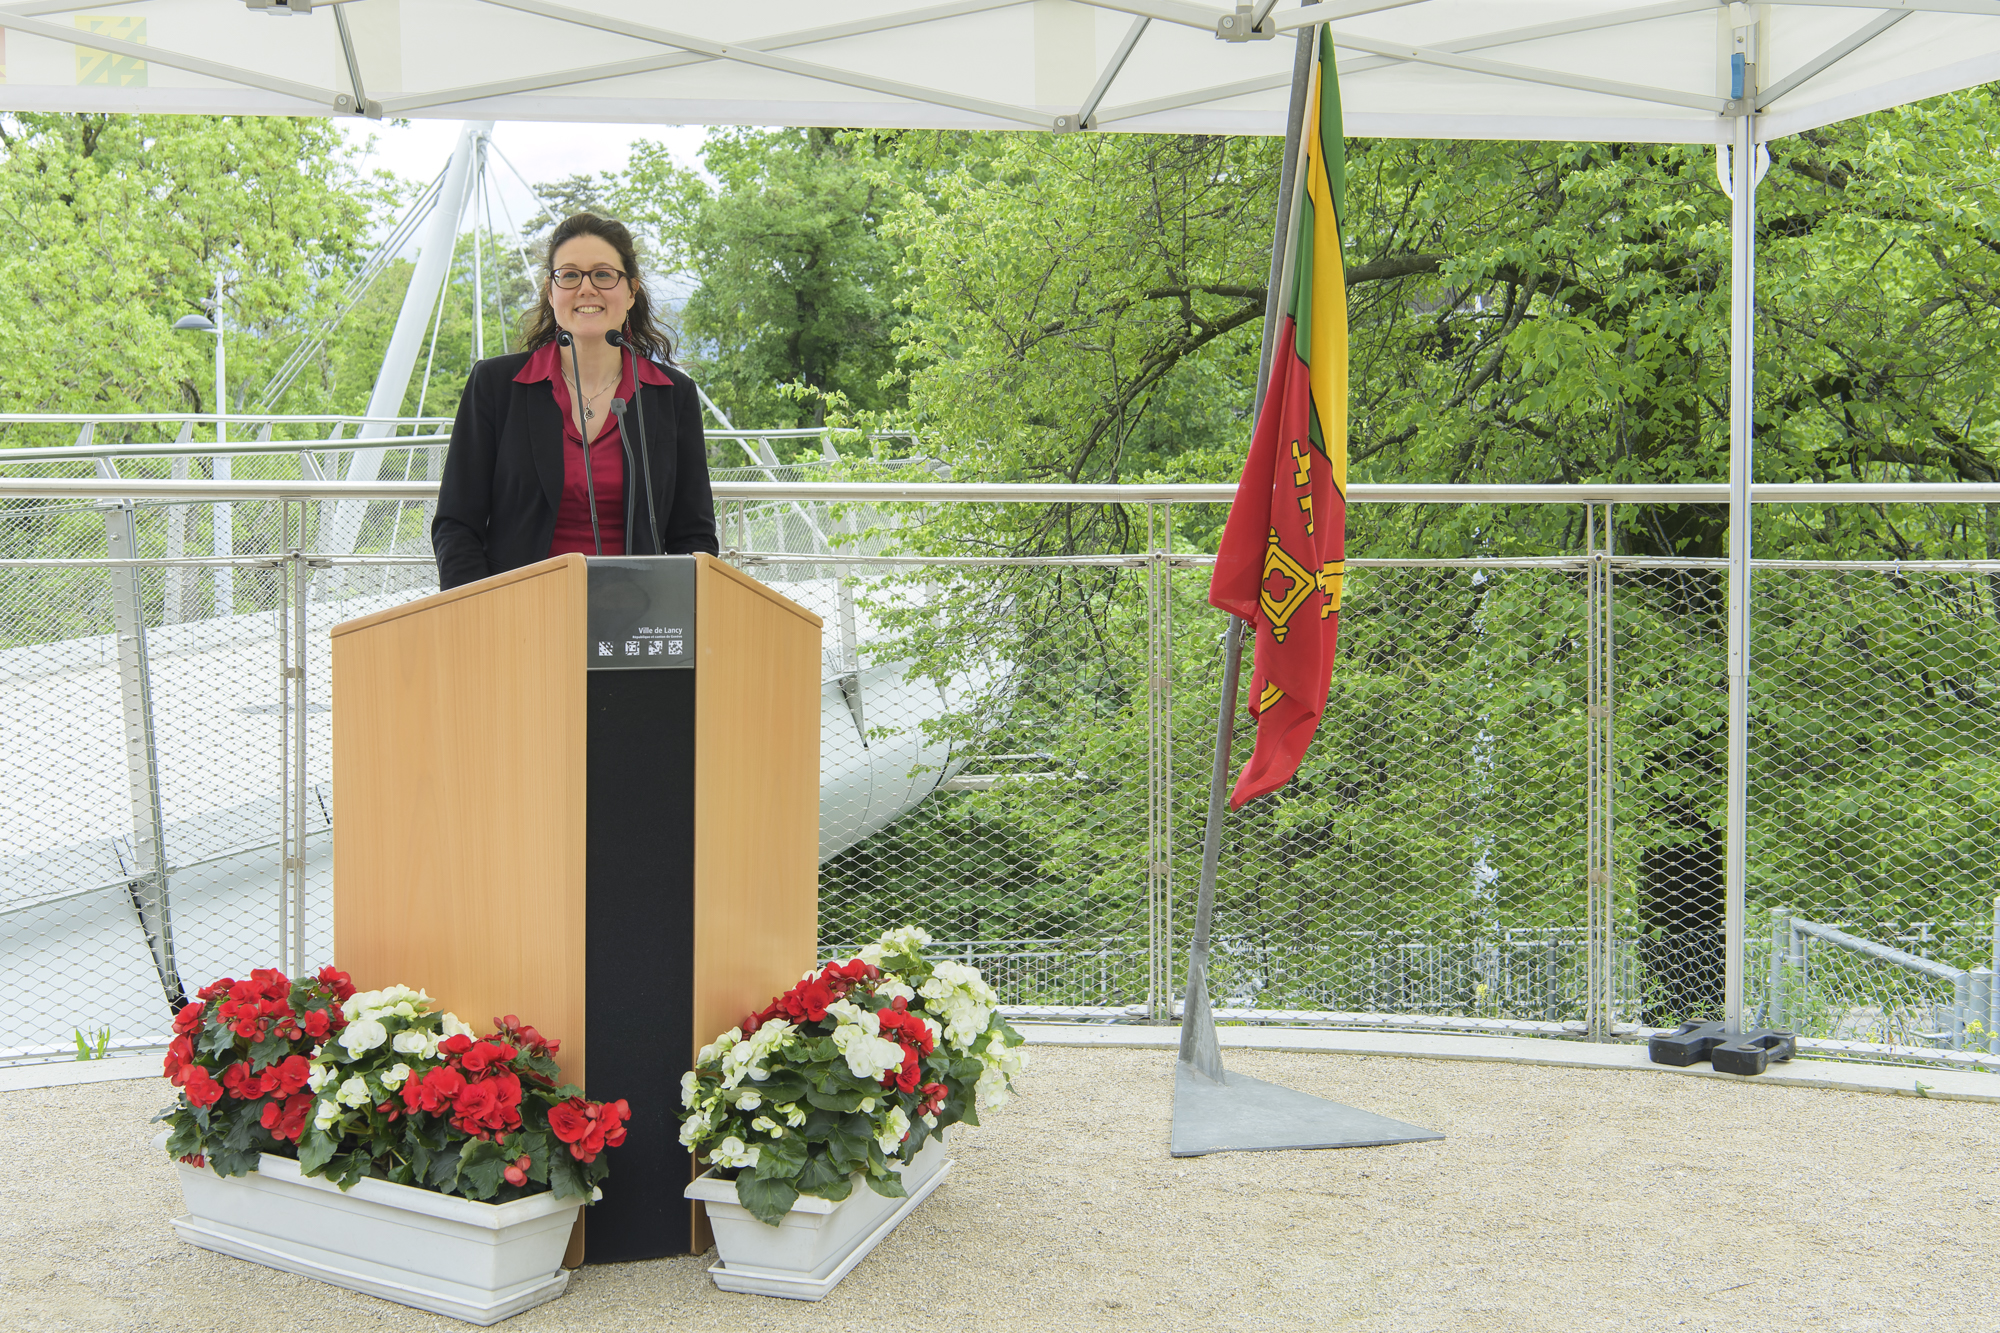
1173, 617, 1443, 1157
1173, 12, 1440, 1161
1172, 1064, 1443, 1157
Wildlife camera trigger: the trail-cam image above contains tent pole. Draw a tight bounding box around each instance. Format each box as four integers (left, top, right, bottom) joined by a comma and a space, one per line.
1178, 12, 1315, 1071
1724, 105, 1757, 1035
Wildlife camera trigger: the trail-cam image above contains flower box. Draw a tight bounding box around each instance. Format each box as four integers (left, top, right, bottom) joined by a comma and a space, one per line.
686, 1135, 951, 1301
162, 1135, 581, 1326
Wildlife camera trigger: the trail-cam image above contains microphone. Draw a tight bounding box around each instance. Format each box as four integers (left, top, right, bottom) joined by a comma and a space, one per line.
558, 331, 602, 556
606, 329, 663, 556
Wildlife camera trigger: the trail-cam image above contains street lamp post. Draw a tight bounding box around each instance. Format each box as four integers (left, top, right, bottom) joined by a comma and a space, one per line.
172, 280, 230, 613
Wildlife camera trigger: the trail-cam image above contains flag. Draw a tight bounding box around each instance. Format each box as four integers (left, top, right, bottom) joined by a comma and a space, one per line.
1208, 26, 1347, 809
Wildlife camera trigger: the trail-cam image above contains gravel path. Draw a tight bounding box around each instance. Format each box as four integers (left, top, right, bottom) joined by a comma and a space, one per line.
5, 1046, 1997, 1331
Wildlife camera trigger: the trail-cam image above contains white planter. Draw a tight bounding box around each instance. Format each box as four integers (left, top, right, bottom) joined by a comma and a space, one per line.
686, 1135, 952, 1301
159, 1135, 581, 1325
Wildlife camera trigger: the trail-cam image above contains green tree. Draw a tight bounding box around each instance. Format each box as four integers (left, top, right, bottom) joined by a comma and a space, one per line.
619, 128, 916, 432
0, 113, 380, 434
845, 97, 2000, 1022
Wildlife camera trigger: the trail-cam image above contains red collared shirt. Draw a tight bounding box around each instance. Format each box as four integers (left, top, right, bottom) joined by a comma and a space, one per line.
513, 340, 673, 557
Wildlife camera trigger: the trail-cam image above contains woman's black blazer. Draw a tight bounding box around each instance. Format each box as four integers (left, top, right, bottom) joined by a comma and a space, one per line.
430, 349, 720, 591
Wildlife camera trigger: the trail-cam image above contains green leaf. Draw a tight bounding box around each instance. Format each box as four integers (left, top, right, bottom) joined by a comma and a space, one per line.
427, 1144, 464, 1192
208, 1147, 259, 1178
297, 1122, 338, 1177
862, 1168, 907, 1200
547, 1147, 590, 1201
805, 1084, 866, 1113
751, 1132, 807, 1177
455, 1138, 509, 1201
794, 1149, 849, 1200
754, 1072, 809, 1104
734, 1173, 800, 1227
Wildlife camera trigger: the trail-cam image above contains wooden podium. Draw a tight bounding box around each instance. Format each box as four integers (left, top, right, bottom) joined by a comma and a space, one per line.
330, 553, 821, 1263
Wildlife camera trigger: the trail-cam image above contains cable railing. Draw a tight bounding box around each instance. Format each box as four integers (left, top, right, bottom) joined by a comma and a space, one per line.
8, 423, 2000, 1072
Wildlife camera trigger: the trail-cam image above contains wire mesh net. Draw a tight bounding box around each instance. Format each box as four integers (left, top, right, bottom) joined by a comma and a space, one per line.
788, 551, 1155, 1008
8, 450, 2000, 1062
1608, 562, 1731, 1028
1171, 561, 1596, 1022
1744, 564, 2000, 1046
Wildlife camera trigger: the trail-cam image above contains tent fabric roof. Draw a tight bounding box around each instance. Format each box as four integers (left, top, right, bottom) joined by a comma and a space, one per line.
3, 0, 1998, 143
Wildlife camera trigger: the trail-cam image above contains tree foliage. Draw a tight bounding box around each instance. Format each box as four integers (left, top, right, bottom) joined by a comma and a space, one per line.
0, 113, 380, 427
620, 128, 917, 430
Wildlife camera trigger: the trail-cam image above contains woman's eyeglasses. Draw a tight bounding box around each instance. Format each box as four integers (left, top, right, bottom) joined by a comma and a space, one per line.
551, 267, 628, 290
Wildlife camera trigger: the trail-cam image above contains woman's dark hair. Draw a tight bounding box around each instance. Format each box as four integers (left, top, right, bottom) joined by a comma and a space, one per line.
518, 212, 674, 363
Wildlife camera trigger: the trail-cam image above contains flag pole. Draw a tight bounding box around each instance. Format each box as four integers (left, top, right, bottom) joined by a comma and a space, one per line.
1177, 10, 1318, 1078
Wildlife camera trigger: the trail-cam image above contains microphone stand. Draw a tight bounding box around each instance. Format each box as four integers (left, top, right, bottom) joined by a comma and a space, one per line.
607, 328, 662, 556
558, 330, 603, 556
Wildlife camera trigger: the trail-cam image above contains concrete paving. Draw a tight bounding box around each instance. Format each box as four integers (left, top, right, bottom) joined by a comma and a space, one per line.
5, 1035, 1998, 1331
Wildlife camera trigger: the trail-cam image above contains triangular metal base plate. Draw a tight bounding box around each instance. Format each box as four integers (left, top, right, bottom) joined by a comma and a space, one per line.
1170, 1061, 1444, 1157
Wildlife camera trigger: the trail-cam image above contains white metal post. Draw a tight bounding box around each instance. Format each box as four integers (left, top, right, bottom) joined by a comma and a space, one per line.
211, 274, 233, 615
1722, 24, 1760, 1035
324, 120, 492, 556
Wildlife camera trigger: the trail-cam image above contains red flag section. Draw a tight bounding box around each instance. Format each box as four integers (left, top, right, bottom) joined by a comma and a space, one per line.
1208, 29, 1348, 809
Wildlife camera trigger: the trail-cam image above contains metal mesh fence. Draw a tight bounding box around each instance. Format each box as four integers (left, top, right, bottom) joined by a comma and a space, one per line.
1173, 560, 1599, 1023
1609, 562, 1730, 1029
6, 451, 2000, 1063
1743, 564, 2000, 1046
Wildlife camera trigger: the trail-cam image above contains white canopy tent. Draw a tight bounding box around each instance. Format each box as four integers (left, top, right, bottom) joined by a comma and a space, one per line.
9, 0, 2000, 1035
0, 0, 1994, 142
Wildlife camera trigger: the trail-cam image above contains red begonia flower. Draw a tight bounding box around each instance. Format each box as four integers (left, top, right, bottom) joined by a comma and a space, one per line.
182, 1066, 223, 1108
547, 1100, 590, 1145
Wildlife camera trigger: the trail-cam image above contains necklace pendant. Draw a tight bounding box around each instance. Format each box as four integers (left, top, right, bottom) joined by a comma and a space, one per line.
583, 407, 593, 421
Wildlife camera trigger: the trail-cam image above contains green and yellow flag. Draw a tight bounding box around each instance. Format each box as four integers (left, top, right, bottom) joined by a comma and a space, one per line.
1208, 26, 1347, 807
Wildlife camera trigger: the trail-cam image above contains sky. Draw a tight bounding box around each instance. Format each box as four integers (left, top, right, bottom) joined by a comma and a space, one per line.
339, 118, 711, 219
337, 118, 715, 300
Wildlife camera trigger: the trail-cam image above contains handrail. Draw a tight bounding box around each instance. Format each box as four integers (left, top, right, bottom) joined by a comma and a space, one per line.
10, 478, 2000, 504
0, 434, 453, 465
1790, 918, 1965, 983
0, 414, 452, 425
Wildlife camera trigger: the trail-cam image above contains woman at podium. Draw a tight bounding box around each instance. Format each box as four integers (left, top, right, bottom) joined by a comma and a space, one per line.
432, 213, 719, 590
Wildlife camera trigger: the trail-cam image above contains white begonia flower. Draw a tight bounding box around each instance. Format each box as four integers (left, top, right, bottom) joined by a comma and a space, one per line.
875, 1105, 910, 1153
591, 1186, 603, 1202
391, 1029, 429, 1056
709, 1137, 761, 1170
380, 1062, 413, 1091
859, 1096, 877, 1114
678, 1105, 716, 1148
918, 961, 998, 1051
752, 1115, 783, 1136
697, 1029, 742, 1068
922, 1112, 938, 1129
876, 979, 916, 1004
439, 1012, 475, 1041
719, 1020, 793, 1090
339, 1017, 388, 1057
336, 1075, 372, 1109
734, 1089, 762, 1111
823, 998, 876, 1032
306, 1063, 336, 1094
680, 1071, 701, 1110
858, 925, 933, 966
342, 984, 429, 1023
831, 1025, 904, 1082
313, 1097, 340, 1131
921, 1015, 943, 1047
780, 1103, 807, 1128
976, 1036, 1027, 1109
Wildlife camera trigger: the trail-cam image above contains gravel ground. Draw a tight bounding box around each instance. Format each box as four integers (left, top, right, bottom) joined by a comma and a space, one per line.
5, 1046, 1998, 1332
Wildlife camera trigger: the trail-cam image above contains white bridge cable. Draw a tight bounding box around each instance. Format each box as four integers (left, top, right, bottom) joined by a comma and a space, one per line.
254, 166, 449, 412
